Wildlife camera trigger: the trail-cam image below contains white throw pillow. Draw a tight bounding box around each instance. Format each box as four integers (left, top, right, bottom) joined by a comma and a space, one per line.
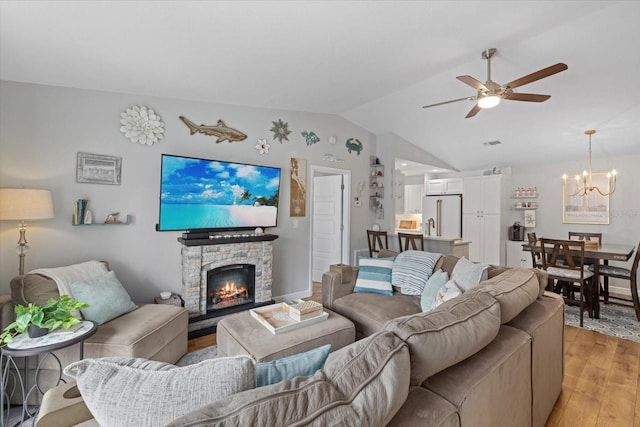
451, 257, 489, 292
432, 279, 462, 309
64, 356, 256, 427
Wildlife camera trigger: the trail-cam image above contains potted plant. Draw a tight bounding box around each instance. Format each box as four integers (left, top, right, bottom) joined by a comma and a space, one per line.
0, 295, 89, 344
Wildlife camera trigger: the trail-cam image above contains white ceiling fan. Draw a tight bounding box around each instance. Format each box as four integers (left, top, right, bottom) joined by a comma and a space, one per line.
422, 48, 568, 118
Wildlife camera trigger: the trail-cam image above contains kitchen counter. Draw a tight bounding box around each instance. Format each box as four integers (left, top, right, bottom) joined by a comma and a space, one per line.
390, 230, 470, 257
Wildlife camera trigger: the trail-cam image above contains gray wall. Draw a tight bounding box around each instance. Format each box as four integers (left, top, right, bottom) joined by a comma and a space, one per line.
0, 81, 375, 302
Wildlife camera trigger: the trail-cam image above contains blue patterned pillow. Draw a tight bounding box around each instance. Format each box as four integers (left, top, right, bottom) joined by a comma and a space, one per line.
354, 256, 395, 296
392, 250, 442, 295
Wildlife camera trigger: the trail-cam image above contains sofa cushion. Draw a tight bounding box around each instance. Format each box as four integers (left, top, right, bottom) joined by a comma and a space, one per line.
384, 290, 501, 385
387, 386, 459, 427
69, 271, 137, 325
332, 292, 421, 338
256, 344, 331, 387
168, 331, 410, 427
473, 268, 540, 323
353, 256, 394, 296
10, 274, 60, 306
451, 257, 489, 292
64, 355, 256, 427
420, 269, 449, 312
391, 250, 442, 295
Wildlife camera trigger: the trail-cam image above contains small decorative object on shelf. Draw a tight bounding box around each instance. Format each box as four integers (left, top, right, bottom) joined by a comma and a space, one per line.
105, 212, 121, 224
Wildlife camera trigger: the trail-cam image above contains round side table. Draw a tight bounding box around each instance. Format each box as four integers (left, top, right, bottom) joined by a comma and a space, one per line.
1, 321, 97, 426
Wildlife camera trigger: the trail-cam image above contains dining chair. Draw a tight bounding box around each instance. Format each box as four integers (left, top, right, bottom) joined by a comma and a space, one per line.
540, 238, 595, 327
597, 240, 640, 321
527, 232, 543, 269
398, 232, 424, 252
568, 231, 608, 301
366, 230, 389, 257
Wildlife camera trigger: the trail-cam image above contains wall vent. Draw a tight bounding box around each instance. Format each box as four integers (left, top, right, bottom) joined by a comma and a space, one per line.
483, 140, 502, 146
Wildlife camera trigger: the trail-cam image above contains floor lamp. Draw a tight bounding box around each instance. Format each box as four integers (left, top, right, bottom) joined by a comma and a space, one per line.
0, 188, 54, 275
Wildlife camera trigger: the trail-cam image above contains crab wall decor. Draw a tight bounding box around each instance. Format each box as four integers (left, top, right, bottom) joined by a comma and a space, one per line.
345, 138, 363, 155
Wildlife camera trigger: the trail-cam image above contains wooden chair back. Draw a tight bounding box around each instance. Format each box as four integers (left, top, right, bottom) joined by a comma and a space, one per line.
568, 232, 602, 245
366, 230, 388, 257
540, 238, 587, 276
527, 232, 543, 268
398, 232, 424, 252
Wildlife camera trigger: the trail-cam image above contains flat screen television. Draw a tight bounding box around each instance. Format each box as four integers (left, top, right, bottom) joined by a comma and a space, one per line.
158, 154, 281, 232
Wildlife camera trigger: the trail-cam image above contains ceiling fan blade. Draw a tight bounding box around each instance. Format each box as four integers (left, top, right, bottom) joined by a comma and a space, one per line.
504, 63, 568, 89
422, 96, 476, 109
465, 104, 482, 118
503, 92, 551, 102
456, 75, 488, 91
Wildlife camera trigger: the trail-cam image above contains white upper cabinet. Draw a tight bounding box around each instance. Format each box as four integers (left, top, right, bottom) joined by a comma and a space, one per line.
462, 176, 501, 214
426, 178, 463, 195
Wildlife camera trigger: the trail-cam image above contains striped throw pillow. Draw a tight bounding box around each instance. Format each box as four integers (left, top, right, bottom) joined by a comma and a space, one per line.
354, 257, 395, 296
392, 250, 442, 295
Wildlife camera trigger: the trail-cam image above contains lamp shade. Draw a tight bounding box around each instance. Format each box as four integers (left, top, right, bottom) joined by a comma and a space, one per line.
0, 188, 54, 220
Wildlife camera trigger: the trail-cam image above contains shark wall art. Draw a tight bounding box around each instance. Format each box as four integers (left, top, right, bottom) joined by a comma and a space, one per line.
179, 116, 247, 143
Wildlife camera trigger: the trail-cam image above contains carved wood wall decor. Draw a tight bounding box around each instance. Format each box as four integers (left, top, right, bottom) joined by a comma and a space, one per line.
179, 116, 247, 143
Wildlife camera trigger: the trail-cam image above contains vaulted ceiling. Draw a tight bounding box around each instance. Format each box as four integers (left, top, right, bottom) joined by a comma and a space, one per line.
1, 1, 638, 171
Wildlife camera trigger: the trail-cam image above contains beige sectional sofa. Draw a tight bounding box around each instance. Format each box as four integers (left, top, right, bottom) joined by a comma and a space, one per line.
323, 250, 564, 427
32, 252, 563, 426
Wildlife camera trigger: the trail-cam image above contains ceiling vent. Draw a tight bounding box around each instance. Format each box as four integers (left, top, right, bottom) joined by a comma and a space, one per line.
483, 140, 501, 146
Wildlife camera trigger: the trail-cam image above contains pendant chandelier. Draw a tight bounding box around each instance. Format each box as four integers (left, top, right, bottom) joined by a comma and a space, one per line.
563, 130, 617, 196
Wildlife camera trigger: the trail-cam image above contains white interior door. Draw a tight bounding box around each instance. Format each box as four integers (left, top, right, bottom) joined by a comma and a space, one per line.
311, 174, 343, 282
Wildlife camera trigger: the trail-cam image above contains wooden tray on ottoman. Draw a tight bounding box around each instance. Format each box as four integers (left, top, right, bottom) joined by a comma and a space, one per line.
250, 302, 328, 335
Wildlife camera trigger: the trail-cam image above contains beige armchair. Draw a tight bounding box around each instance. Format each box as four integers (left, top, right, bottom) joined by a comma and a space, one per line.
0, 261, 189, 405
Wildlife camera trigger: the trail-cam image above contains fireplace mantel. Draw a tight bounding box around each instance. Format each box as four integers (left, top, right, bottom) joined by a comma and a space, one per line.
178, 233, 278, 246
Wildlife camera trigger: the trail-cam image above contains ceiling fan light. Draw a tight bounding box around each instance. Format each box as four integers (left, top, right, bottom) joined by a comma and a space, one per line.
478, 95, 500, 109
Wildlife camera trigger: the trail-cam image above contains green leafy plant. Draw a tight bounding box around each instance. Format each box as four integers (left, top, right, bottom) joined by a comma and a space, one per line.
0, 295, 89, 344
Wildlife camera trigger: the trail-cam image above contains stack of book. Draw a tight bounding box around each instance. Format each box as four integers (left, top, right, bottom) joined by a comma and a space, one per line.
285, 300, 323, 322
73, 199, 89, 225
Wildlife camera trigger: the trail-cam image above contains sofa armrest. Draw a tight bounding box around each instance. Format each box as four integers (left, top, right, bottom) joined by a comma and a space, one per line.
0, 294, 15, 331
321, 268, 358, 310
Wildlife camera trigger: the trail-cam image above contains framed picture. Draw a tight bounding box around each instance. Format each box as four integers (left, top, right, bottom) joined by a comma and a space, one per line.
562, 173, 609, 224
76, 152, 122, 185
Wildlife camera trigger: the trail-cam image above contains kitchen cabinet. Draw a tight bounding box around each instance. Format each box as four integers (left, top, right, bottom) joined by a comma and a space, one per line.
462, 175, 504, 265
404, 184, 423, 213
505, 240, 529, 268
426, 178, 463, 195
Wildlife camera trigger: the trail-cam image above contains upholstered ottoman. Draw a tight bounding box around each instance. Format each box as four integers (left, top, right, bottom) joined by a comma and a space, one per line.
217, 308, 355, 361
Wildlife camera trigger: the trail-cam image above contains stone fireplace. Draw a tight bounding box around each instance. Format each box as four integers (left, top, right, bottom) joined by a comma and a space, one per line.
180, 234, 277, 335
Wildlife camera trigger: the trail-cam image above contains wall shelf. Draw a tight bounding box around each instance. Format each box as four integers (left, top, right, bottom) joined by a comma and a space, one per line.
72, 214, 132, 226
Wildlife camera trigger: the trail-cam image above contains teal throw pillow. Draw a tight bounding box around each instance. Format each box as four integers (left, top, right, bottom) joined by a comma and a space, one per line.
353, 256, 394, 296
420, 269, 449, 312
256, 344, 331, 387
69, 271, 137, 325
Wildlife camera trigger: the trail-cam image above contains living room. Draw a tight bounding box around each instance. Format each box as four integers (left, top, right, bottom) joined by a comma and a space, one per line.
0, 2, 639, 425
1, 1, 638, 307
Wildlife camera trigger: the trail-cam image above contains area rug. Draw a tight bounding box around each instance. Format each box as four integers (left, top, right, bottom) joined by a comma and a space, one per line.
176, 345, 218, 366
564, 303, 640, 343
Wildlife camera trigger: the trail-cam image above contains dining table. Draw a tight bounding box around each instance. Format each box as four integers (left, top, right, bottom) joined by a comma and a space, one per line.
521, 241, 636, 319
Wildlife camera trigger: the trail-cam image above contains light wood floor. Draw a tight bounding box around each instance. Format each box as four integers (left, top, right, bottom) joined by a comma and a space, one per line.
188, 283, 640, 426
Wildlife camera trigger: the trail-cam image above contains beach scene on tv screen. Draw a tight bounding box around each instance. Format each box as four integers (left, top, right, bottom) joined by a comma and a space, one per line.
160, 156, 280, 230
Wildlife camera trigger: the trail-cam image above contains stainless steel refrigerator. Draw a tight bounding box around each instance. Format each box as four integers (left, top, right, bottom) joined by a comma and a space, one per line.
423, 194, 463, 239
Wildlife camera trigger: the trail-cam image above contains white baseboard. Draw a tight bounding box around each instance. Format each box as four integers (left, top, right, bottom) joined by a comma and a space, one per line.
608, 285, 631, 297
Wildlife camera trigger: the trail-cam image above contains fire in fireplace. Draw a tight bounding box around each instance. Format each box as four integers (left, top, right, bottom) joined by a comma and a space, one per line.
207, 264, 255, 312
